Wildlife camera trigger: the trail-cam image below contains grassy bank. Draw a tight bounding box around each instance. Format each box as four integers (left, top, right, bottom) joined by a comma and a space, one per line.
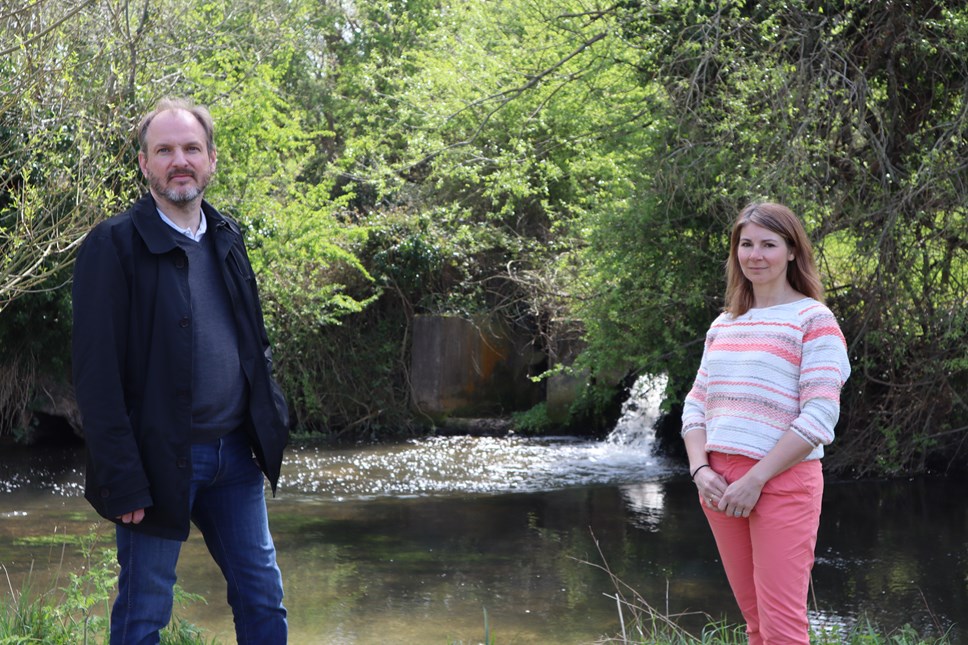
0, 528, 213, 645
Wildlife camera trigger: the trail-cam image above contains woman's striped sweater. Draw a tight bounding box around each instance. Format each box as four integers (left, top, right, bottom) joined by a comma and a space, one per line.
681, 298, 851, 461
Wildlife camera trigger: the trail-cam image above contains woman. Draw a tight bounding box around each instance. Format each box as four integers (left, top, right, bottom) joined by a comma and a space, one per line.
681, 202, 850, 645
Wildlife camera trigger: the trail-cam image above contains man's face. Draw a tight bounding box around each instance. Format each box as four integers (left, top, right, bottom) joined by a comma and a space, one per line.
138, 109, 216, 206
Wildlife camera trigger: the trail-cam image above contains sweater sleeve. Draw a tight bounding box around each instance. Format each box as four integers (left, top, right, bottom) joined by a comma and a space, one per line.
789, 306, 851, 447
681, 327, 715, 437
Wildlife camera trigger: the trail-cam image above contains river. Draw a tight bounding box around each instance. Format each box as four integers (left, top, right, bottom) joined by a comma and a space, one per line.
0, 395, 965, 644
0, 372, 968, 645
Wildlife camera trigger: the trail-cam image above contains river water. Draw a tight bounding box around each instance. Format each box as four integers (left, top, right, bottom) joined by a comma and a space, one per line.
0, 385, 965, 644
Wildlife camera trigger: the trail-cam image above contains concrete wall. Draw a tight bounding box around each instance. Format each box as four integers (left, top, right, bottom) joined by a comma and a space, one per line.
546, 368, 587, 424
410, 315, 544, 419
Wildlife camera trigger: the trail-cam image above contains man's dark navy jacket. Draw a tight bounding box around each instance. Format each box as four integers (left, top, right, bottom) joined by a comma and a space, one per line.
72, 193, 289, 540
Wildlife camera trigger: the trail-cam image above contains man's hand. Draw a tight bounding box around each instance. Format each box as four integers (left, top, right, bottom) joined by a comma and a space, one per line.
117, 508, 146, 524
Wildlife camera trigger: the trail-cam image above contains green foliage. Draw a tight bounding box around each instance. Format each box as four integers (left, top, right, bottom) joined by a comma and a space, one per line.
273, 308, 414, 438
0, 0, 965, 472
0, 527, 216, 644
0, 0, 142, 311
811, 620, 953, 645
0, 556, 110, 643
511, 403, 554, 436
185, 45, 319, 226
0, 288, 72, 437
333, 0, 643, 242
565, 0, 968, 474
0, 288, 72, 373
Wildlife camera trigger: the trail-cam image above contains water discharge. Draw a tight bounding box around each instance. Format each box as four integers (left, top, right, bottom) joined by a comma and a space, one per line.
282, 374, 674, 501
282, 433, 675, 500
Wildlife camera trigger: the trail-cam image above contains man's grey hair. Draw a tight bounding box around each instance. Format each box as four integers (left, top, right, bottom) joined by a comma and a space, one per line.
136, 97, 215, 154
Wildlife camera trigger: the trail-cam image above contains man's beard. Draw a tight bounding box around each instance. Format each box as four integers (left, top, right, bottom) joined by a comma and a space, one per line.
148, 168, 211, 204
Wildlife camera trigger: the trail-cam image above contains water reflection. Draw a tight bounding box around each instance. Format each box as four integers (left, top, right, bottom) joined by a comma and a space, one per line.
620, 482, 667, 532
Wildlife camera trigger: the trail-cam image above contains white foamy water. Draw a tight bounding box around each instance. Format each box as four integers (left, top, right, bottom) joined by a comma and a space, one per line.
0, 376, 675, 502
280, 375, 675, 500
605, 373, 669, 448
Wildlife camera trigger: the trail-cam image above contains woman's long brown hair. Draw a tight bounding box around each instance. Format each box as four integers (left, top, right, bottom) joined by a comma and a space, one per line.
724, 202, 824, 317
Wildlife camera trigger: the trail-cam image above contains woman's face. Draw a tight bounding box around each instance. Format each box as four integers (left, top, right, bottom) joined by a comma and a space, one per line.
736, 222, 795, 290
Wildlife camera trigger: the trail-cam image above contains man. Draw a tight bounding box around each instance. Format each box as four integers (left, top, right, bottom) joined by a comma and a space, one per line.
72, 97, 289, 644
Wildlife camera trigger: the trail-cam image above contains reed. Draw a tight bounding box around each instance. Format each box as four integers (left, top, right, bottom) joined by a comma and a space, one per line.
581, 531, 953, 645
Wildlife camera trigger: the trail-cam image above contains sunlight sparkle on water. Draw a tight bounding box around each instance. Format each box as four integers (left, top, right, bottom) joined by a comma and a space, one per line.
279, 375, 675, 500
279, 434, 675, 500
0, 466, 84, 496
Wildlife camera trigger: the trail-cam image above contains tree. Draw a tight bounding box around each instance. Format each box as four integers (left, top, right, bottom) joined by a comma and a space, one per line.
317, 0, 665, 430
0, 0, 138, 311
574, 0, 968, 474
0, 0, 374, 437
1, 0, 964, 475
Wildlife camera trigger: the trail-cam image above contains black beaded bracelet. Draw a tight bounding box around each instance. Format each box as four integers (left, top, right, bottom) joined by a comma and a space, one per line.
691, 464, 711, 479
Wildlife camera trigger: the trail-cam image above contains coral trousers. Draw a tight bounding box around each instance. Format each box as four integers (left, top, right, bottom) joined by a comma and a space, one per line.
701, 452, 823, 645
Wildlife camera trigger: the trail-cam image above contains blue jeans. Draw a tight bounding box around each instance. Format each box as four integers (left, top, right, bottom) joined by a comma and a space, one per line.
111, 430, 287, 644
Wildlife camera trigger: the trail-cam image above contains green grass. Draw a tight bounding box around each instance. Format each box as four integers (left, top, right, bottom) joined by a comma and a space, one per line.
1, 527, 217, 645
593, 603, 954, 644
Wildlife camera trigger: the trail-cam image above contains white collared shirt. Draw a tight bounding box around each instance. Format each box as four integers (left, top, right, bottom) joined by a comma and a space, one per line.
157, 208, 207, 242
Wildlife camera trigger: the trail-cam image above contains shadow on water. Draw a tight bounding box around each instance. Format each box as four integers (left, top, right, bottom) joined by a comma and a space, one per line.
0, 379, 965, 643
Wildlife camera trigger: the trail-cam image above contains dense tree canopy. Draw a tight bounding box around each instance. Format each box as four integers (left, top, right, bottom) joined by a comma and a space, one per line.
0, 0, 964, 476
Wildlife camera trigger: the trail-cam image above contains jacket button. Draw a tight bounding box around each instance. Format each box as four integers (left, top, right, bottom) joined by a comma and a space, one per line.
175, 257, 186, 269
100, 488, 111, 498
179, 317, 190, 328
176, 458, 188, 468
